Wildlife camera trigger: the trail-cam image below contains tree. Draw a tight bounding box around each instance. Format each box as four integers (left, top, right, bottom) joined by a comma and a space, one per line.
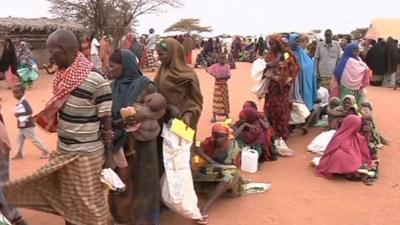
164, 18, 212, 34
47, 0, 183, 45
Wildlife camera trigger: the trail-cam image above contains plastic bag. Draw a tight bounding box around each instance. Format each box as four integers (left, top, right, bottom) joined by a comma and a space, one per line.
0, 213, 11, 225
161, 124, 202, 220
290, 102, 311, 124
100, 168, 126, 192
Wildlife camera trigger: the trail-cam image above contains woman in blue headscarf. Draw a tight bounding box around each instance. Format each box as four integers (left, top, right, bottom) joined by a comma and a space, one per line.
107, 49, 161, 225
333, 44, 370, 106
289, 34, 317, 110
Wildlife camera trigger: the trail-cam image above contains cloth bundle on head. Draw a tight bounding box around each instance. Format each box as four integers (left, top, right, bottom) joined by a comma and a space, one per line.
33, 52, 93, 132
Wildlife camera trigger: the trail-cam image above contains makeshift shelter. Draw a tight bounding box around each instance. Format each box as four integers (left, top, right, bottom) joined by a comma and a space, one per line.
0, 17, 84, 68
365, 19, 400, 40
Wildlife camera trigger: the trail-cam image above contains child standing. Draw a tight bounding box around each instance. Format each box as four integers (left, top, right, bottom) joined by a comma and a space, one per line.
12, 84, 49, 160
206, 55, 231, 123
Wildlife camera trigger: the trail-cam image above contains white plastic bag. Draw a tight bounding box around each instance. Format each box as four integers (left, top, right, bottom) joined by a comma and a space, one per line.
161, 124, 202, 220
250, 58, 269, 98
307, 130, 336, 154
0, 212, 11, 225
100, 168, 126, 192
290, 102, 311, 124
250, 58, 267, 81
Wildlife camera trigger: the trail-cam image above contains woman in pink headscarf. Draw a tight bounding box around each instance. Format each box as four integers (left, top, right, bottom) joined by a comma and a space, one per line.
316, 115, 373, 182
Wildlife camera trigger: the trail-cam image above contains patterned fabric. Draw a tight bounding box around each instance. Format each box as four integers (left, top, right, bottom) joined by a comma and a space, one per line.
264, 35, 299, 139
0, 151, 23, 223
146, 49, 156, 68
57, 72, 112, 153
3, 151, 108, 225
213, 80, 230, 116
53, 52, 92, 99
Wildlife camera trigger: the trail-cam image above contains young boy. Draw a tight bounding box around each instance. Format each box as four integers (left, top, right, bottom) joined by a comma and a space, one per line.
12, 84, 49, 160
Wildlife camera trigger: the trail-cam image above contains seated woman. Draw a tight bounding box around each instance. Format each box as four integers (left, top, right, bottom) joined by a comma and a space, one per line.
233, 104, 277, 160
316, 115, 376, 185
194, 123, 246, 224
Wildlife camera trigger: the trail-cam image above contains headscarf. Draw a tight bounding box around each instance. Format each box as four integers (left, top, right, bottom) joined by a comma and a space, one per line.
154, 38, 203, 129
334, 44, 359, 82
0, 38, 18, 73
317, 115, 371, 178
265, 35, 299, 87
112, 49, 151, 151
34, 52, 93, 132
202, 123, 233, 157
289, 34, 317, 110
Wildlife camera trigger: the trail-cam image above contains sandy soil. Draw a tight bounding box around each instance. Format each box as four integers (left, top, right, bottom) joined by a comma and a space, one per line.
1, 61, 400, 225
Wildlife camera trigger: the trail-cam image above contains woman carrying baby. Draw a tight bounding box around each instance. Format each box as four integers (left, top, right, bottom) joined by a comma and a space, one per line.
107, 49, 164, 225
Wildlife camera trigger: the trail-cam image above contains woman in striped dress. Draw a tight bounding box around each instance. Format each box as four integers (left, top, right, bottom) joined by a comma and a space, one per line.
206, 55, 231, 123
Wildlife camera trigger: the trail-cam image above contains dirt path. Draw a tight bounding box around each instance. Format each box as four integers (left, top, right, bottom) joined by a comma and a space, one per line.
1, 62, 399, 225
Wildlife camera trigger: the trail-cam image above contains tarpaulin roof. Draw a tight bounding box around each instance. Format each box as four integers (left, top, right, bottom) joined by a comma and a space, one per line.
365, 18, 400, 40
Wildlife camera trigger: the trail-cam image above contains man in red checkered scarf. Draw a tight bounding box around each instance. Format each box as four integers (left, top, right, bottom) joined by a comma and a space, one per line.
3, 30, 114, 225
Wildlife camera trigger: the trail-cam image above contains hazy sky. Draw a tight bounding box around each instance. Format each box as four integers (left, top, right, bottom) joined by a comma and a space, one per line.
1, 0, 399, 36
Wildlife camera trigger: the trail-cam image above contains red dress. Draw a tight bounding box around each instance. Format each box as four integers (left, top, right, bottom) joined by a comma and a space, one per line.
264, 48, 299, 139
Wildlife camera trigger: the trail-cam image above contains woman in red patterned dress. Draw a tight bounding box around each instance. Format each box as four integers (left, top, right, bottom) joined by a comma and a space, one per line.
264, 35, 299, 156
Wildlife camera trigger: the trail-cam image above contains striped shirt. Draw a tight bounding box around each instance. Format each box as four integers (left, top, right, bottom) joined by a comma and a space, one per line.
57, 71, 112, 154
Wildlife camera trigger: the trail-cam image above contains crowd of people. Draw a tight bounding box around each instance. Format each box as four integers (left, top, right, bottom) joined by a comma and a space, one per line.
0, 27, 397, 225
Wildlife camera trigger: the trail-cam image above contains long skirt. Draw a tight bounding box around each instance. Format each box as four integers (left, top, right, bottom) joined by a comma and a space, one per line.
194, 164, 241, 197
2, 151, 108, 225
339, 85, 364, 107
213, 80, 230, 116
264, 84, 292, 139
108, 140, 160, 225
146, 50, 156, 68
0, 151, 23, 223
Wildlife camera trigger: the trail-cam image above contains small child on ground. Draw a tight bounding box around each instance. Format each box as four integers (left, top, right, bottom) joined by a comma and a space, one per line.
12, 84, 49, 160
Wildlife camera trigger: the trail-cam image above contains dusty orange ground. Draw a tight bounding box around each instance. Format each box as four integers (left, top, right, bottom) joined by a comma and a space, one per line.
1, 61, 400, 225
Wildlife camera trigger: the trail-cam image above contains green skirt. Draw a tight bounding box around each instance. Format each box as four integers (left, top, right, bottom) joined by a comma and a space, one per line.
340, 85, 364, 106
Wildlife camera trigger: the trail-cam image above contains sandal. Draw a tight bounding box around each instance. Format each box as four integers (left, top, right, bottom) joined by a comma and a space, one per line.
196, 214, 209, 225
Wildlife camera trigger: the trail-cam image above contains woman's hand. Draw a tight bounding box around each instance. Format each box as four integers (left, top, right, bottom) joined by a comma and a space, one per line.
182, 112, 193, 128
113, 119, 127, 129
167, 105, 181, 119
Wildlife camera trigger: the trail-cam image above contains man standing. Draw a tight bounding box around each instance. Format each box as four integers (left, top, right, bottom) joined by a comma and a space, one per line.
146, 28, 157, 72
2, 29, 113, 225
315, 29, 342, 89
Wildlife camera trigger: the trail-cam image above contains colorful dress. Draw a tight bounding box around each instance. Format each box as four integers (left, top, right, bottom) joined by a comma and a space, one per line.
206, 63, 231, 117
194, 137, 242, 197
264, 36, 299, 139
17, 42, 38, 88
